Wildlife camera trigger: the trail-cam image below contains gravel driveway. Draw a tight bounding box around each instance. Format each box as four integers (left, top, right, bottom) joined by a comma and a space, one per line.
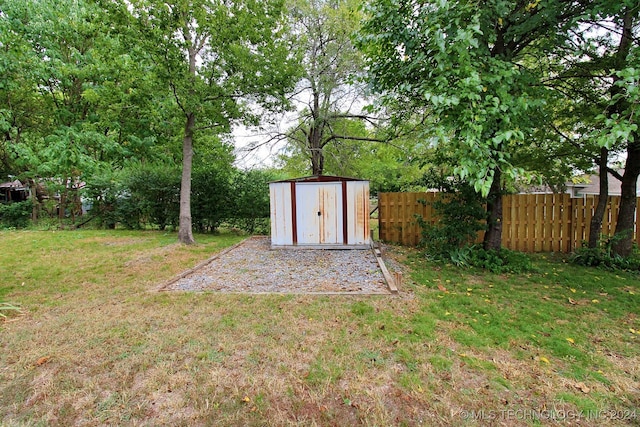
162, 237, 391, 294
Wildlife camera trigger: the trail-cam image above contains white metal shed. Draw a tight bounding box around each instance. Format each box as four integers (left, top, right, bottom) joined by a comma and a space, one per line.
269, 176, 370, 249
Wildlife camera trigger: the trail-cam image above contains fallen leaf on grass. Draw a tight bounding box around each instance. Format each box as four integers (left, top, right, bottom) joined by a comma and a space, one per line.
568, 298, 578, 305
539, 356, 550, 364
437, 284, 447, 292
242, 396, 251, 403
34, 356, 50, 366
566, 337, 575, 344
575, 382, 590, 393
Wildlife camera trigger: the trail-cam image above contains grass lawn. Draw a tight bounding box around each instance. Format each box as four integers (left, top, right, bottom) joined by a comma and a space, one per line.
1, 230, 638, 426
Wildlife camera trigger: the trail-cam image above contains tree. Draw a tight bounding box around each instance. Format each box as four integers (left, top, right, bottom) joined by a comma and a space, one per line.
359, 0, 595, 250
599, 6, 639, 257
1, 0, 174, 223
280, 0, 382, 175
542, 1, 639, 255
277, 117, 429, 191
1, 0, 150, 221
124, 0, 299, 244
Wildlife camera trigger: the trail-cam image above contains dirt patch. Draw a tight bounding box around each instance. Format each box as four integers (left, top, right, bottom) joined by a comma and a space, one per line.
160, 237, 392, 294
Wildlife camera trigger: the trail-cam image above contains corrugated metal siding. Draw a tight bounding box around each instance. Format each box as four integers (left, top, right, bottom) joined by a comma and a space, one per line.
269, 182, 293, 245
270, 178, 370, 247
296, 182, 343, 244
346, 181, 370, 245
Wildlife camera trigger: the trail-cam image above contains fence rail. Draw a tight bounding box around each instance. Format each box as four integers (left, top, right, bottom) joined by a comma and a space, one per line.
378, 192, 640, 252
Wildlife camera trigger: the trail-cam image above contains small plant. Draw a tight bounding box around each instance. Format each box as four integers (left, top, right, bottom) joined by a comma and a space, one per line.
467, 247, 534, 274
0, 302, 22, 320
570, 234, 640, 271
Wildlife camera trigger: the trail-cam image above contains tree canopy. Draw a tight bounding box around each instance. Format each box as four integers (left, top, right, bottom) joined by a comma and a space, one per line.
358, 0, 639, 252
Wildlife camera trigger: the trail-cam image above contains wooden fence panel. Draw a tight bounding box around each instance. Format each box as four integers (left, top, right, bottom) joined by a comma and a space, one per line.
378, 192, 640, 252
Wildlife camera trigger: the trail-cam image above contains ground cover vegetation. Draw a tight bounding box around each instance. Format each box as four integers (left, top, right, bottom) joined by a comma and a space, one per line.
0, 230, 638, 425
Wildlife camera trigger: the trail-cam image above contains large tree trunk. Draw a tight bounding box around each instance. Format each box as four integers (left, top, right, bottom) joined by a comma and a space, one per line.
309, 88, 324, 176
483, 168, 503, 251
178, 112, 196, 245
609, 7, 638, 257
588, 147, 609, 248
612, 137, 640, 256
309, 125, 324, 175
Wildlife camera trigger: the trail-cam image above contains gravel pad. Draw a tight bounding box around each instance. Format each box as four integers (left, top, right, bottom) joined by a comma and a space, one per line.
164, 237, 390, 294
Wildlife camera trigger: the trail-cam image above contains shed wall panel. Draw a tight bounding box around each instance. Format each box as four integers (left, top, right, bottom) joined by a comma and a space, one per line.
346, 181, 370, 245
296, 182, 343, 244
269, 182, 293, 245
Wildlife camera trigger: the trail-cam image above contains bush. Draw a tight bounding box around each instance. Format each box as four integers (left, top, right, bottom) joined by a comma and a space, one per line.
84, 165, 181, 230
127, 165, 180, 230
570, 235, 640, 271
0, 199, 33, 229
191, 167, 235, 232
417, 179, 486, 259
224, 169, 277, 234
467, 247, 534, 274
84, 164, 276, 234
84, 170, 132, 229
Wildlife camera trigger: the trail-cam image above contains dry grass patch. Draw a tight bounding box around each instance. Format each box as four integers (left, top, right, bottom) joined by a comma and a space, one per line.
1, 231, 639, 425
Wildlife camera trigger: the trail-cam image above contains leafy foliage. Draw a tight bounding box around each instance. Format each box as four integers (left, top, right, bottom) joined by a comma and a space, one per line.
224, 169, 280, 235
191, 167, 235, 233
84, 165, 275, 234
0, 199, 33, 229
417, 180, 486, 258
415, 175, 533, 273
358, 0, 588, 196
570, 235, 640, 271
466, 247, 534, 274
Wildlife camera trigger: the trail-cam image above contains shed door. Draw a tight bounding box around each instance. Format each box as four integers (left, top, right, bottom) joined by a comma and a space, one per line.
296, 183, 343, 245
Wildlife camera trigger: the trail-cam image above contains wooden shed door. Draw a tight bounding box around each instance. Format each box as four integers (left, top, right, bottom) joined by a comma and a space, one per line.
296, 183, 344, 245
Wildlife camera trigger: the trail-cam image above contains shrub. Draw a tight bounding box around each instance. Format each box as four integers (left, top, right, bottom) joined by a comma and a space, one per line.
417, 179, 486, 259
467, 247, 534, 274
570, 235, 640, 271
127, 165, 180, 230
0, 199, 33, 229
191, 167, 235, 232
224, 169, 277, 234
84, 164, 276, 234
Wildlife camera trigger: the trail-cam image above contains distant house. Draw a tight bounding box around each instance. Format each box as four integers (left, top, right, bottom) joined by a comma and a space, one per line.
0, 180, 29, 203
521, 171, 640, 198
564, 171, 640, 198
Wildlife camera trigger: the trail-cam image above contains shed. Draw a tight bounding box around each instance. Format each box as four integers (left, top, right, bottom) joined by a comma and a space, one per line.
0, 180, 28, 203
269, 176, 370, 249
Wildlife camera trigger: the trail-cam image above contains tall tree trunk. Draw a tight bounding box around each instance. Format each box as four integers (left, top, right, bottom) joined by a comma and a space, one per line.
588, 147, 609, 248
612, 137, 640, 256
178, 112, 196, 245
483, 168, 503, 251
309, 125, 324, 176
309, 88, 324, 176
610, 7, 638, 257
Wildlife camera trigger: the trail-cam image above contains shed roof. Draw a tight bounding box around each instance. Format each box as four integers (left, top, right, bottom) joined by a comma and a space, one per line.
0, 180, 26, 190
271, 175, 367, 184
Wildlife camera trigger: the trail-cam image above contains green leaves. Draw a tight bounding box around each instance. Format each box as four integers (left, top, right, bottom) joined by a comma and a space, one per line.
358, 0, 595, 197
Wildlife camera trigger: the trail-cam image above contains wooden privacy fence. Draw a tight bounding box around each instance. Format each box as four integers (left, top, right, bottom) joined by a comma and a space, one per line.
378, 192, 640, 252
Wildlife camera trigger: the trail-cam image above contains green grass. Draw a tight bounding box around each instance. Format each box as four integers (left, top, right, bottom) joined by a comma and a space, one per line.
1, 230, 638, 426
